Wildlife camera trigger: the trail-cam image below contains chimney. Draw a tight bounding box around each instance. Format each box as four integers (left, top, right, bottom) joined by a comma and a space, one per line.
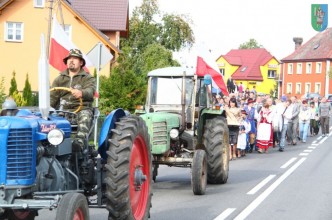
293, 37, 303, 50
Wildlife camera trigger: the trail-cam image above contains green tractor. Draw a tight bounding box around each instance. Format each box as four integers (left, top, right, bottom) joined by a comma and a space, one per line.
136, 67, 229, 195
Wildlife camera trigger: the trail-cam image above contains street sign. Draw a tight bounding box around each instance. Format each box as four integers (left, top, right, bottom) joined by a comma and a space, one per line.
87, 43, 113, 69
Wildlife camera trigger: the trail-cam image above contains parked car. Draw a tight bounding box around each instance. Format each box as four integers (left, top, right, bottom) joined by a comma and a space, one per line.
304, 92, 321, 101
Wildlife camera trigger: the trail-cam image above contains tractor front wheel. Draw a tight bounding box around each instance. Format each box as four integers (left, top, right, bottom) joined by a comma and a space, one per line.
55, 193, 89, 220
191, 149, 207, 195
105, 116, 152, 220
6, 209, 37, 220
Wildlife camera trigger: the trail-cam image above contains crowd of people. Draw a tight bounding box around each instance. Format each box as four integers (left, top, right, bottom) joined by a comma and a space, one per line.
214, 88, 332, 160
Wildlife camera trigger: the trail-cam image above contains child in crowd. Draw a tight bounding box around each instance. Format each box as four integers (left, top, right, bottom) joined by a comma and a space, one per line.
237, 110, 251, 158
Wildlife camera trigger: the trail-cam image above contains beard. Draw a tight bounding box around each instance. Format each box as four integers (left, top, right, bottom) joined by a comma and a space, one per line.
68, 63, 80, 72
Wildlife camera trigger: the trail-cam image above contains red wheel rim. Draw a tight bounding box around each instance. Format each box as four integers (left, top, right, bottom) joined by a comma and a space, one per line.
13, 210, 31, 219
129, 135, 150, 220
73, 208, 84, 220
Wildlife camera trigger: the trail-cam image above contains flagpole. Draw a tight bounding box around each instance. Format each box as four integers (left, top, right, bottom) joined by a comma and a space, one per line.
46, 0, 54, 57
94, 42, 102, 146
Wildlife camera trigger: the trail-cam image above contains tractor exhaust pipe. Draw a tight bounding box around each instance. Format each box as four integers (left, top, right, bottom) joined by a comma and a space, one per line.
181, 71, 186, 131
38, 34, 50, 119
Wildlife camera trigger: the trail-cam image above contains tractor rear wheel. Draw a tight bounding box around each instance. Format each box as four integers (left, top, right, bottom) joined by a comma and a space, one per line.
191, 149, 207, 195
55, 193, 89, 220
203, 116, 230, 184
105, 116, 152, 220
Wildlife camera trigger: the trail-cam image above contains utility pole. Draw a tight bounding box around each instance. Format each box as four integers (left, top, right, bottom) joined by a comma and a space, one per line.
46, 0, 54, 57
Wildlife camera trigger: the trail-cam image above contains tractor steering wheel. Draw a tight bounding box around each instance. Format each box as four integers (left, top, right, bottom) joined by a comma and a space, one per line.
50, 87, 83, 114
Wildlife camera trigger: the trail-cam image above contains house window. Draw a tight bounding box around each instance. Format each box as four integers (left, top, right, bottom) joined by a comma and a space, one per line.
286, 83, 292, 94
305, 83, 311, 93
306, 63, 312, 74
296, 63, 302, 74
315, 83, 321, 93
316, 62, 322, 73
267, 70, 276, 78
295, 83, 301, 94
288, 63, 293, 74
5, 22, 23, 42
64, 24, 72, 39
34, 0, 45, 8
219, 68, 225, 76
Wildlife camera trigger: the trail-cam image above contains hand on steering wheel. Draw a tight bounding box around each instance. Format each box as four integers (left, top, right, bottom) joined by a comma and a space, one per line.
50, 87, 83, 114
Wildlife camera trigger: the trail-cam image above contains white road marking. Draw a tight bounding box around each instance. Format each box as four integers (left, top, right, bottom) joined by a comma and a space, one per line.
299, 153, 309, 156
247, 175, 276, 195
280, 157, 297, 169
312, 140, 317, 144
233, 157, 306, 220
318, 137, 328, 144
214, 208, 236, 220
311, 143, 319, 146
303, 150, 313, 153
308, 146, 316, 149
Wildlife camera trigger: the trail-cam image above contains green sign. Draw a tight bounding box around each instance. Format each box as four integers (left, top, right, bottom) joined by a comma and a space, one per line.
311, 4, 328, 32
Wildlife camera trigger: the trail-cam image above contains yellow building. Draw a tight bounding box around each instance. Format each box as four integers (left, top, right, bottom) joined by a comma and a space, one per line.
216, 48, 280, 95
0, 0, 127, 93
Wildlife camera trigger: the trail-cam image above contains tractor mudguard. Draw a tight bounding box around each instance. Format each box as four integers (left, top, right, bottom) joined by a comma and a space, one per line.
98, 108, 127, 160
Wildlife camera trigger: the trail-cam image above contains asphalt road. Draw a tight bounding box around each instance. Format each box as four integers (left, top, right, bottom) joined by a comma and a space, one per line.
36, 127, 332, 220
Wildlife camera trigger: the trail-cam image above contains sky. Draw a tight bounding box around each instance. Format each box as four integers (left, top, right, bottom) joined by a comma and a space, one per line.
129, 0, 331, 65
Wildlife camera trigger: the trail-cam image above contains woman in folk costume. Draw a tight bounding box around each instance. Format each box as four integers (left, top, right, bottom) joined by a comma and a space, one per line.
224, 97, 241, 160
237, 110, 251, 158
244, 98, 259, 152
256, 100, 274, 153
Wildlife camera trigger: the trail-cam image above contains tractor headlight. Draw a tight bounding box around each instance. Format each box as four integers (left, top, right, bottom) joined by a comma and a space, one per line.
170, 129, 179, 140
47, 129, 64, 146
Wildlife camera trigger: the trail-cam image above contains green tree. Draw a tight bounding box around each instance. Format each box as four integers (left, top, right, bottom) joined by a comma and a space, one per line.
122, 0, 194, 75
9, 71, 18, 96
99, 0, 194, 113
12, 91, 26, 107
22, 73, 33, 106
239, 38, 263, 49
0, 77, 7, 105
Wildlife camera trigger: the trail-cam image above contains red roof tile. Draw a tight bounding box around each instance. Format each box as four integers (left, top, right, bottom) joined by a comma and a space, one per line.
282, 27, 332, 61
223, 48, 274, 81
222, 56, 242, 66
68, 0, 128, 31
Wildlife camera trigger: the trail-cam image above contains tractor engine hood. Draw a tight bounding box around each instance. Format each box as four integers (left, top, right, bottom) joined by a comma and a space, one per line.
140, 112, 181, 155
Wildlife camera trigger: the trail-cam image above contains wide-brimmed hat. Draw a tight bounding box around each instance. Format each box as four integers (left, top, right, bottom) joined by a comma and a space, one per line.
241, 109, 247, 115
247, 98, 255, 104
63, 49, 86, 67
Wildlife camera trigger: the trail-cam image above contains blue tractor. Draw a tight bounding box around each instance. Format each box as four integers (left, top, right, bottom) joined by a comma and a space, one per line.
0, 91, 152, 219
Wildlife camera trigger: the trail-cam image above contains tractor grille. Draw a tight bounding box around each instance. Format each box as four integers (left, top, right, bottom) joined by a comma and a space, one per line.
6, 128, 33, 180
152, 121, 167, 145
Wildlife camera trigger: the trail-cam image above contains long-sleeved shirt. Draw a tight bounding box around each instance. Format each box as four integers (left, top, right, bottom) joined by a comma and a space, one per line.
318, 102, 331, 117
299, 107, 311, 122
225, 106, 241, 126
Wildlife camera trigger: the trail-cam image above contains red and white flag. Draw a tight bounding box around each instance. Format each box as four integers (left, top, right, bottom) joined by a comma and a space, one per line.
49, 17, 92, 72
195, 44, 229, 96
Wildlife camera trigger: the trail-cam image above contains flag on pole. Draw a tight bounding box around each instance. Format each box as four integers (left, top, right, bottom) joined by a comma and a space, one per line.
49, 17, 92, 72
195, 44, 229, 96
